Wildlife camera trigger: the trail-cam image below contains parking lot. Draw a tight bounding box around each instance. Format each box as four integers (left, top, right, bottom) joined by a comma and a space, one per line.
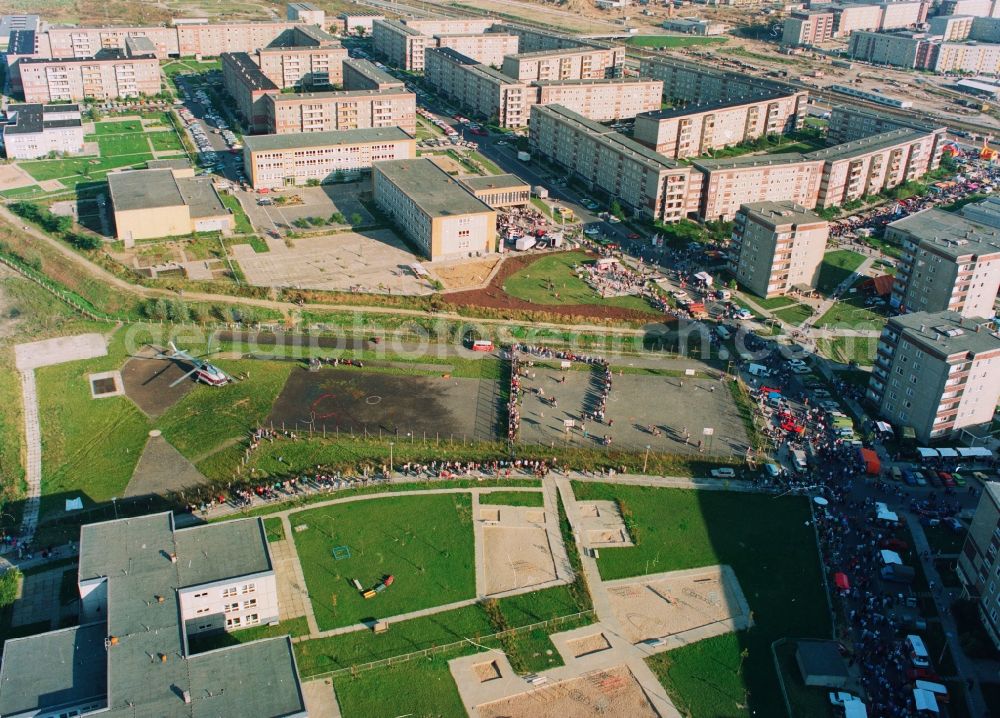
238, 183, 376, 235
232, 228, 432, 294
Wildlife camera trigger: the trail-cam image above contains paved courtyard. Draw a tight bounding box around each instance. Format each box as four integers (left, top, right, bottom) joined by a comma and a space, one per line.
237, 184, 375, 235
233, 228, 432, 294
516, 364, 749, 456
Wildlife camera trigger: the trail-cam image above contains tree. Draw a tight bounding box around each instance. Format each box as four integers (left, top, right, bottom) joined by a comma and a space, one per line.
152, 298, 169, 321
169, 299, 190, 323
66, 232, 101, 250
610, 200, 625, 220
350, 212, 363, 226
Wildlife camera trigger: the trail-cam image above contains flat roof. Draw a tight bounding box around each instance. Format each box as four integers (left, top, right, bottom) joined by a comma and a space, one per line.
533, 76, 659, 87
376, 158, 493, 217
22, 47, 158, 64
176, 176, 228, 220
805, 128, 928, 161
887, 207, 1000, 259
146, 158, 191, 170
125, 35, 156, 54
692, 152, 811, 171
830, 104, 944, 133
741, 200, 825, 227
459, 173, 530, 191
108, 168, 185, 213
376, 17, 424, 35
8, 28, 36, 54
505, 46, 609, 60
174, 518, 272, 585
0, 14, 38, 41
343, 57, 402, 87
0, 623, 107, 717
429, 46, 480, 66
639, 95, 792, 121
222, 51, 278, 91
888, 311, 1000, 357
244, 126, 412, 152
269, 86, 410, 101
3, 103, 82, 134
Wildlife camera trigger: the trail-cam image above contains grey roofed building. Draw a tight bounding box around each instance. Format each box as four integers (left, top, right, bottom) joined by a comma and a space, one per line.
224, 51, 279, 91
531, 76, 657, 87
271, 86, 411, 100
2, 103, 82, 134
0, 511, 306, 718
691, 152, 810, 171
342, 57, 402, 88
795, 639, 851, 688
740, 200, 825, 227
885, 207, 1000, 259
887, 310, 1000, 358
7, 28, 35, 54
146, 158, 192, 171
124, 35, 157, 56
108, 168, 185, 212
804, 128, 928, 161
176, 176, 229, 220
638, 95, 790, 121
243, 126, 413, 152
0, 623, 108, 717
0, 14, 38, 43
458, 174, 529, 191
375, 157, 493, 217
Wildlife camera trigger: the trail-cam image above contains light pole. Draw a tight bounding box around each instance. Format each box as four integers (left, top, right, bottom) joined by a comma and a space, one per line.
388, 442, 394, 478
644, 445, 651, 474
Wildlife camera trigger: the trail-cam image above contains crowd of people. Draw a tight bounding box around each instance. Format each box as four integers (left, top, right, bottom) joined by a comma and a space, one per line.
581, 259, 646, 298
508, 351, 522, 441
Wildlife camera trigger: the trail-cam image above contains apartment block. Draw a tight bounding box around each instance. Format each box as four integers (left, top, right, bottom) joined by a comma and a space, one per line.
371, 17, 497, 71
372, 19, 431, 71
242, 126, 415, 189
256, 42, 348, 88
424, 48, 533, 128
638, 56, 802, 105
886, 206, 1000, 317
0, 512, 305, 718
830, 3, 886, 34
691, 154, 825, 222
970, 16, 1000, 41
867, 311, 1000, 441
457, 174, 531, 207
633, 94, 805, 159
434, 32, 519, 68
928, 13, 976, 40
935, 40, 1000, 72
488, 23, 626, 70
826, 105, 945, 145
337, 11, 384, 36
342, 57, 405, 91
807, 128, 943, 207
730, 201, 829, 297
782, 11, 836, 46
957, 483, 1000, 652
287, 1, 326, 26
1, 103, 84, 159
533, 77, 663, 122
501, 47, 621, 81
941, 0, 1000, 16
265, 87, 416, 134
222, 51, 278, 133
529, 103, 697, 223
847, 30, 935, 68
18, 48, 160, 103
0, 14, 38, 52
372, 157, 497, 260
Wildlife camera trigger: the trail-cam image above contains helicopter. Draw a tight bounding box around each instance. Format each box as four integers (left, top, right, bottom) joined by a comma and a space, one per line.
157, 341, 234, 388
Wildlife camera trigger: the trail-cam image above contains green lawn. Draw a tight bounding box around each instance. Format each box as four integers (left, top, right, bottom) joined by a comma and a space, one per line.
816, 250, 866, 295
94, 120, 143, 135
264, 516, 285, 543
815, 292, 886, 331
19, 154, 151, 182
218, 192, 253, 234
748, 294, 795, 311
188, 615, 310, 653
772, 303, 814, 326
97, 133, 151, 157
816, 336, 877, 366
148, 131, 184, 152
570, 483, 830, 717
479, 490, 544, 507
502, 251, 656, 313
290, 493, 476, 630
627, 35, 727, 48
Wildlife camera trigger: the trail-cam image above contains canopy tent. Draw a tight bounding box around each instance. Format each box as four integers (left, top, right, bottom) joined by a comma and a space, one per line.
957, 446, 993, 458
880, 549, 903, 565
937, 448, 959, 458
875, 421, 894, 435
917, 447, 939, 459
913, 688, 939, 713
834, 572, 851, 590
859, 447, 880, 475
844, 698, 868, 718
875, 502, 899, 523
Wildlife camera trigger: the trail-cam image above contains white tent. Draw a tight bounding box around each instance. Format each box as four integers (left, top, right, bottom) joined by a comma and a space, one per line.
917, 447, 939, 459
957, 446, 993, 459
844, 698, 868, 718
913, 688, 939, 713
875, 502, 899, 523
880, 549, 902, 565
937, 448, 959, 458
875, 421, 893, 435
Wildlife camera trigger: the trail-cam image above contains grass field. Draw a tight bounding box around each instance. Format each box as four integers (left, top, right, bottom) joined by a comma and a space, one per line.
97, 133, 151, 157
502, 252, 655, 313
479, 490, 545, 507
627, 35, 727, 48
290, 493, 476, 630
570, 483, 830, 717
148, 131, 184, 152
748, 295, 795, 311
19, 154, 152, 183
218, 192, 253, 234
816, 250, 866, 295
816, 336, 877, 366
264, 516, 285, 543
772, 303, 814, 326
94, 120, 143, 135
815, 293, 886, 331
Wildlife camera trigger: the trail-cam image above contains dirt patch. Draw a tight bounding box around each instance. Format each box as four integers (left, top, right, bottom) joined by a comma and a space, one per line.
431, 255, 501, 290
477, 665, 659, 718
474, 660, 503, 683
125, 434, 209, 497
267, 367, 496, 439
120, 345, 196, 418
567, 632, 612, 658
480, 507, 500, 522
444, 253, 663, 322
0, 163, 35, 191
482, 526, 557, 596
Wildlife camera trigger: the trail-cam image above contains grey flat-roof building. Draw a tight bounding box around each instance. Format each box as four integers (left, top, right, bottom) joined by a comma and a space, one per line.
868, 311, 1000, 441
1, 102, 84, 159
886, 204, 1000, 318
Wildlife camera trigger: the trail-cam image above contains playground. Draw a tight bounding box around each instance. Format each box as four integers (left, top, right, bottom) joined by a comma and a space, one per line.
288, 492, 477, 631
266, 367, 497, 440
478, 497, 560, 597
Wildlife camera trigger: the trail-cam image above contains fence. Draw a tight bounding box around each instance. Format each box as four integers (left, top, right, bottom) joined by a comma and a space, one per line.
0, 253, 115, 322
304, 609, 595, 680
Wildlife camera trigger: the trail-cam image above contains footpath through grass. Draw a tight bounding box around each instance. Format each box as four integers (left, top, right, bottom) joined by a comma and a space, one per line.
290, 492, 476, 630
571, 482, 830, 718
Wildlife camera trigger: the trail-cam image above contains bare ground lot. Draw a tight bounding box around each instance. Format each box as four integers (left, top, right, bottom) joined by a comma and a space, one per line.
477, 665, 660, 718
516, 364, 748, 456
266, 367, 498, 439
431, 254, 501, 291
237, 184, 375, 235
234, 229, 431, 294
483, 525, 558, 595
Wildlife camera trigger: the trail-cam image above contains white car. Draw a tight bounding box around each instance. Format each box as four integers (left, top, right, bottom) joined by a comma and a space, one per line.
790, 365, 811, 375
710, 468, 736, 478
786, 359, 808, 369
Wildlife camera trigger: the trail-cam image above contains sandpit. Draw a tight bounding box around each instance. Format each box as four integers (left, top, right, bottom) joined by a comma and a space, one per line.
483, 526, 557, 596
477, 665, 659, 718
576, 501, 633, 548
568, 632, 612, 658
430, 254, 501, 290
604, 566, 750, 645
474, 660, 502, 683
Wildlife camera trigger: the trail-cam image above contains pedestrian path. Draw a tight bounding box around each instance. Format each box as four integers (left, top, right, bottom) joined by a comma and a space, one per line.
17, 370, 40, 542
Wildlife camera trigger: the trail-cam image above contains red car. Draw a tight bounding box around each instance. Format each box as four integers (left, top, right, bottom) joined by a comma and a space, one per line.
879, 538, 910, 552
628, 232, 640, 239
938, 471, 956, 488
906, 668, 941, 682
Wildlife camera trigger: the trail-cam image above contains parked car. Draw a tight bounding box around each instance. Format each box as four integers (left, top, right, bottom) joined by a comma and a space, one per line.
710, 468, 736, 478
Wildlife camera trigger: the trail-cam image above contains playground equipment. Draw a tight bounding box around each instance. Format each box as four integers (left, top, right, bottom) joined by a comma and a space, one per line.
361, 574, 395, 599
332, 545, 351, 560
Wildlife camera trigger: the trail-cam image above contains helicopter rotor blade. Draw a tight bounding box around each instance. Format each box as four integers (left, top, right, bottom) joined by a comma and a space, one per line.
169, 367, 199, 388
